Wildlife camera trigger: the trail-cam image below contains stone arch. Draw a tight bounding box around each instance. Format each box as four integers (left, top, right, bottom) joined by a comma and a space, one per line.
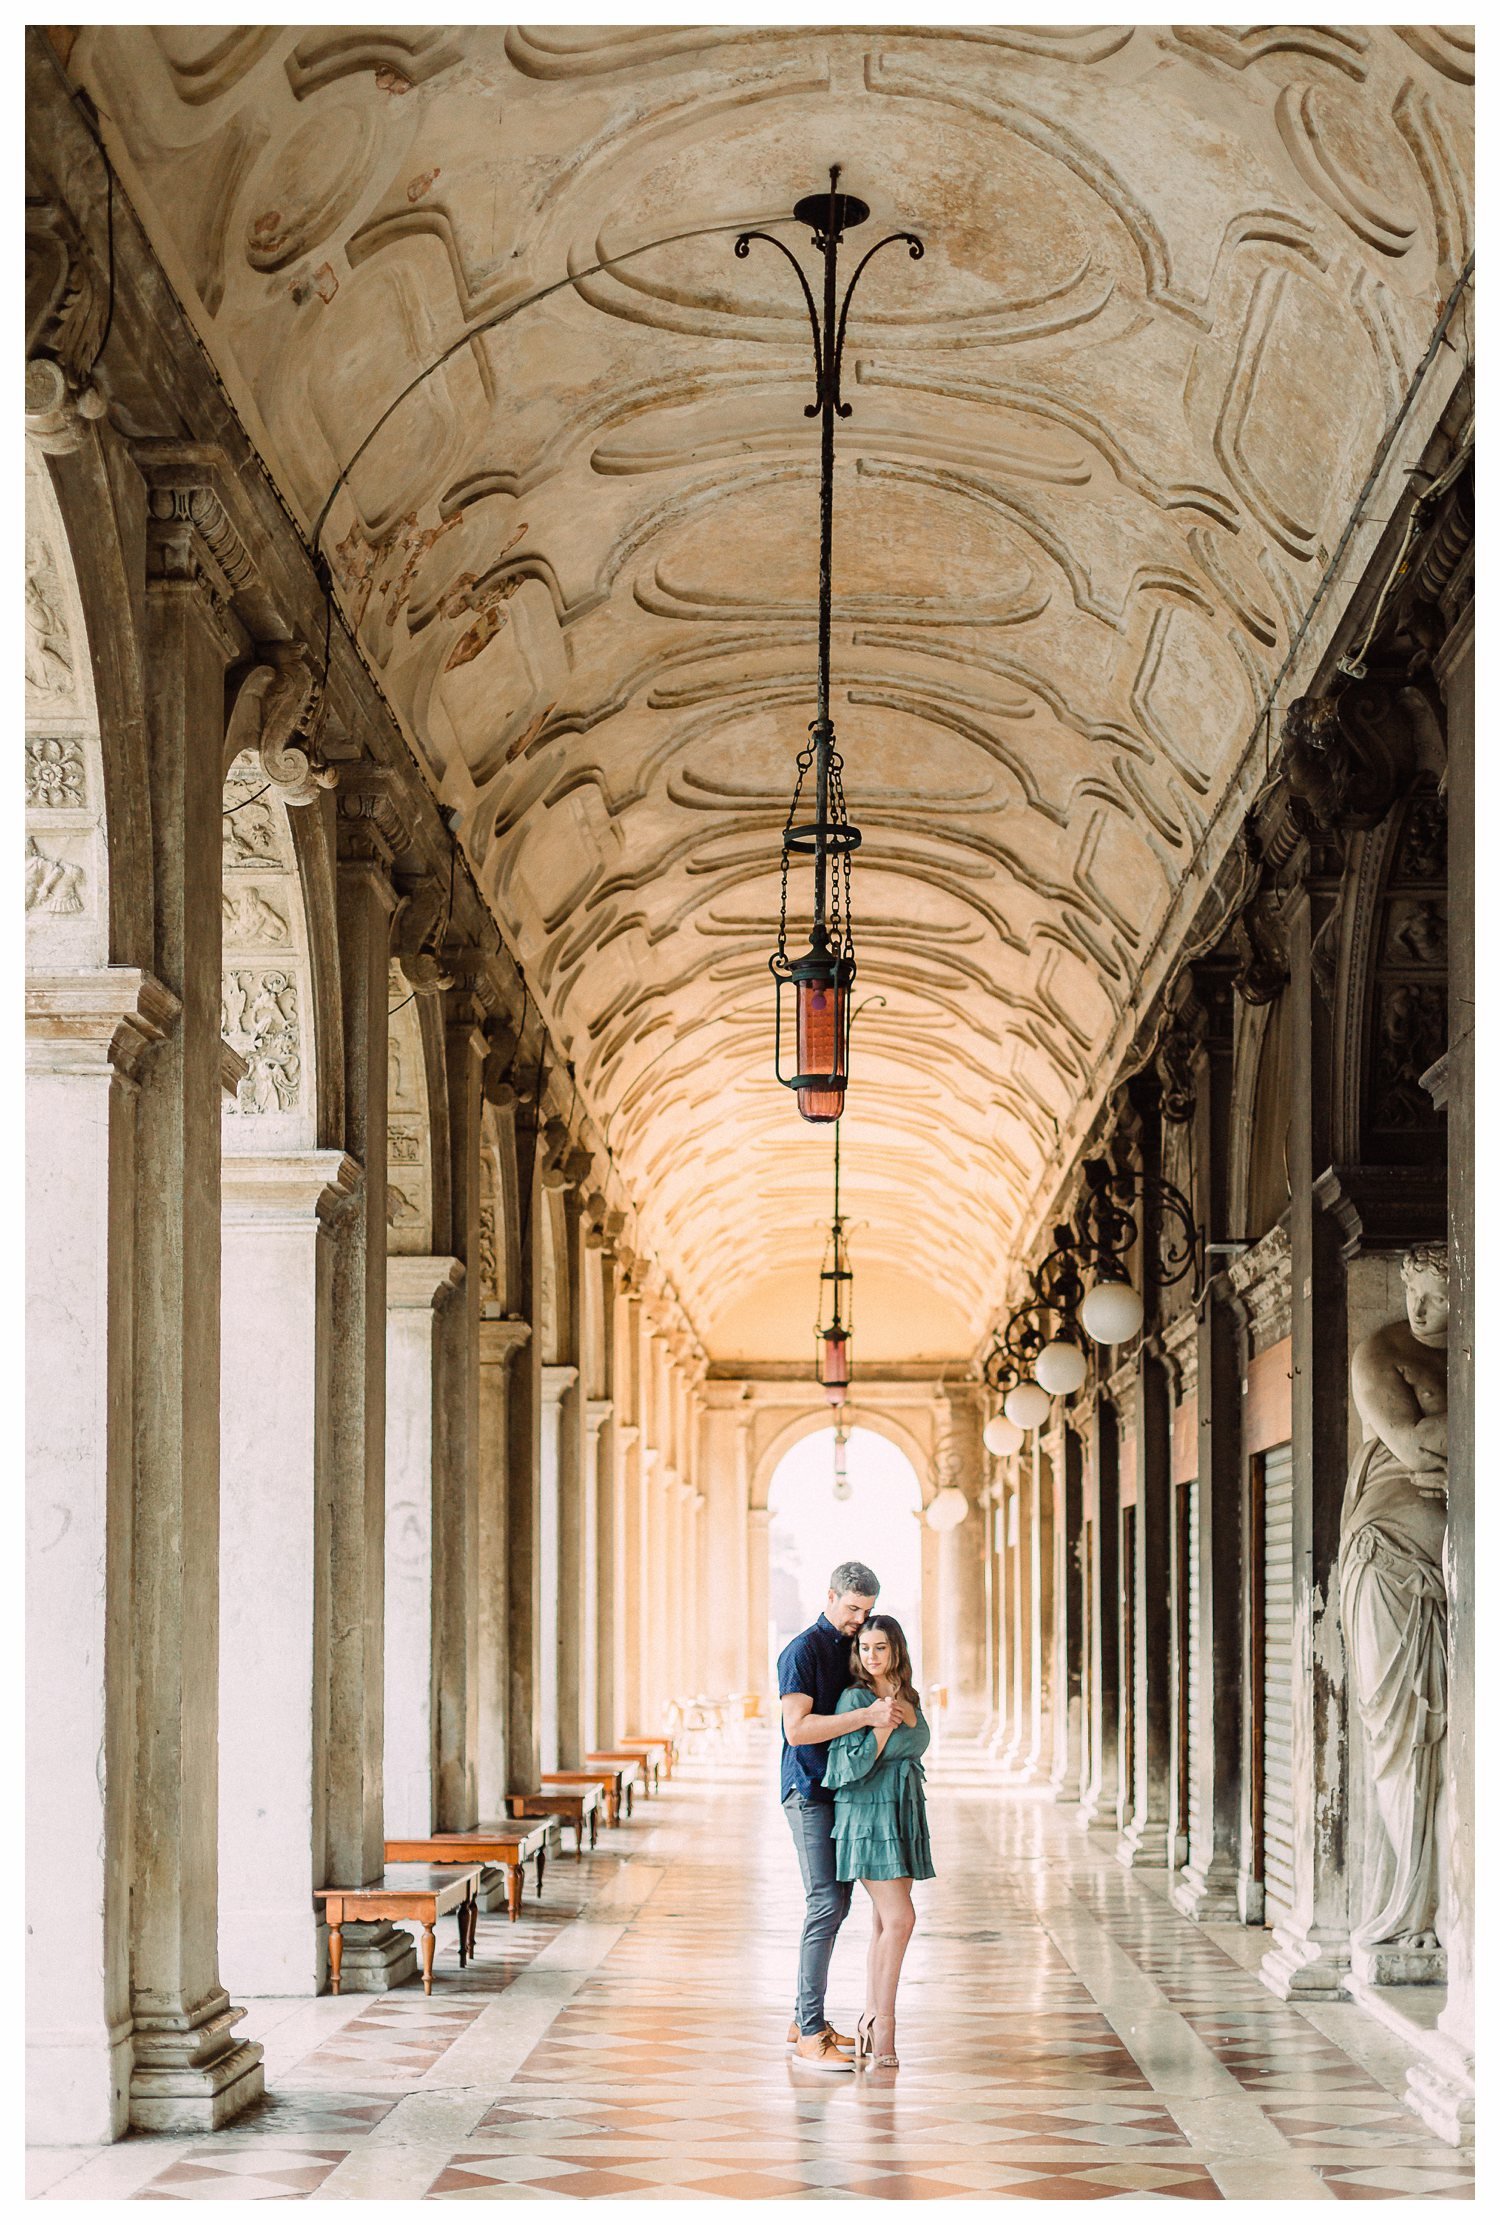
749, 1403, 936, 1512
25, 443, 111, 973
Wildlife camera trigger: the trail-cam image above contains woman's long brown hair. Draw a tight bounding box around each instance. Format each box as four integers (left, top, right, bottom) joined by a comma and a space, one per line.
849, 1613, 920, 1711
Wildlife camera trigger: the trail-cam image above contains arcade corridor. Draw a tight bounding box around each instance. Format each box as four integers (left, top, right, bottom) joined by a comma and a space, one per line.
29, 1747, 1475, 2202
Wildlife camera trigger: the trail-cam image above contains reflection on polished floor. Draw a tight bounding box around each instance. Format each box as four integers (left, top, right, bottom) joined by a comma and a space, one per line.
30, 1747, 1475, 2201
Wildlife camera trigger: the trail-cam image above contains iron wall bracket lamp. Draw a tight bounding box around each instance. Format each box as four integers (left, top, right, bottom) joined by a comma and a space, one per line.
737, 170, 924, 1122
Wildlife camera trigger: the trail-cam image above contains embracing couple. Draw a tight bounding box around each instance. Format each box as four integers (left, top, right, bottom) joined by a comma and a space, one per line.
778, 1560, 934, 2073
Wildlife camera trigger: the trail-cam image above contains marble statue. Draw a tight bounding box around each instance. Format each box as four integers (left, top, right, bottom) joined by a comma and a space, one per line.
1339, 1243, 1449, 1964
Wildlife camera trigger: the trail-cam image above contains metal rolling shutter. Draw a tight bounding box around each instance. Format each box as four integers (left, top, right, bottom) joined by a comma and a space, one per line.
1186, 1481, 1202, 1868
1261, 1443, 1295, 1925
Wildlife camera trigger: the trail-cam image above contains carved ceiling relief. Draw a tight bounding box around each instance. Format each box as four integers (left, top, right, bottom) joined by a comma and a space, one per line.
220, 749, 313, 1132
386, 960, 434, 1254
64, 26, 1472, 1355
24, 446, 107, 968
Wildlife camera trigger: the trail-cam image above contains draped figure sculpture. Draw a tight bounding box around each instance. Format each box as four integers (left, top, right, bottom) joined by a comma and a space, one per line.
1339, 1244, 1449, 1968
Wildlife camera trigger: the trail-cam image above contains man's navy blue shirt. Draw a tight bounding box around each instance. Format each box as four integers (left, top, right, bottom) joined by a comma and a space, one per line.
777, 1613, 857, 1805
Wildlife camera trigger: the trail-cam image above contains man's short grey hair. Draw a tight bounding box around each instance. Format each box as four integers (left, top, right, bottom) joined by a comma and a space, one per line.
829, 1560, 880, 1600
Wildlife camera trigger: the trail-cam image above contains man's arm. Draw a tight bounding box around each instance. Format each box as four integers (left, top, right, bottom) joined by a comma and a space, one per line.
782, 1690, 897, 1746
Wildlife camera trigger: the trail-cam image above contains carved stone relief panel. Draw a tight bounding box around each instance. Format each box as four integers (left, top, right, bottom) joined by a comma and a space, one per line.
1226, 1221, 1292, 1357
221, 746, 314, 1138
24, 445, 106, 969
1364, 786, 1448, 1164
386, 959, 433, 1254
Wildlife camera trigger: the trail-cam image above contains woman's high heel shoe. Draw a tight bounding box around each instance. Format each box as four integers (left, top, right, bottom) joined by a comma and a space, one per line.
854, 2013, 875, 2064
872, 2019, 899, 2070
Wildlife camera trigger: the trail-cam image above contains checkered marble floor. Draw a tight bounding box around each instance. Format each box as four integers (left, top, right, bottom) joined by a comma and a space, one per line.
30, 1745, 1474, 2201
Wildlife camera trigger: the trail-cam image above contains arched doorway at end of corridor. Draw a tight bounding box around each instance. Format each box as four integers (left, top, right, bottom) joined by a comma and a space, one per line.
766, 1426, 924, 1692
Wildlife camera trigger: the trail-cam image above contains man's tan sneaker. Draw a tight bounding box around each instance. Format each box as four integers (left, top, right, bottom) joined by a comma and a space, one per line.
786, 2020, 854, 2050
792, 2030, 854, 2073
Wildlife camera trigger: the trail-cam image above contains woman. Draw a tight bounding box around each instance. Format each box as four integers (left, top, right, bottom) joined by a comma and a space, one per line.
822, 1614, 933, 2069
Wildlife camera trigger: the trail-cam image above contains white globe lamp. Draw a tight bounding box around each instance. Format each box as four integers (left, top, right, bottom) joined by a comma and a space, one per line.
983, 1412, 1025, 1457
1080, 1278, 1144, 1345
1003, 1378, 1052, 1432
925, 1485, 969, 1531
1034, 1337, 1087, 1396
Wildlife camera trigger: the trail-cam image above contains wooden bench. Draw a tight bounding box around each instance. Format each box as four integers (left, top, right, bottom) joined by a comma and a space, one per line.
545, 1764, 634, 1826
314, 1863, 481, 1995
611, 1739, 667, 1794
385, 1821, 551, 1924
585, 1752, 647, 1813
506, 1781, 603, 1854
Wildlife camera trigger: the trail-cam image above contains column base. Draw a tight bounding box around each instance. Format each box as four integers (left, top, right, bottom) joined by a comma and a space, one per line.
1349, 1940, 1447, 1988
1115, 1818, 1170, 1868
334, 1921, 420, 1993
129, 1993, 264, 2132
1259, 1923, 1350, 2000
477, 1871, 509, 1915
1406, 2056, 1474, 2147
1170, 1857, 1243, 1924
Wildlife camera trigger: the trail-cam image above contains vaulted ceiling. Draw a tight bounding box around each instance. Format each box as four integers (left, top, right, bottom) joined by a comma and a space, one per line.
68, 23, 1473, 1361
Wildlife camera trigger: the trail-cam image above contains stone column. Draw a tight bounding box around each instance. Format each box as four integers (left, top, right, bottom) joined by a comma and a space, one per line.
1120, 1350, 1173, 1868
219, 1150, 359, 1999
1409, 601, 1474, 2141
433, 1010, 486, 1833
702, 1400, 752, 1700
476, 1319, 529, 1819
937, 1390, 989, 1735
641, 1443, 666, 1728
555, 1189, 588, 1768
383, 1256, 465, 1836
615, 1285, 645, 1732
1173, 964, 1243, 1921
1079, 1401, 1121, 1832
747, 1505, 773, 1709
1028, 1438, 1056, 1777
128, 465, 263, 2129
325, 785, 415, 1992
538, 1363, 579, 1772
1260, 868, 1351, 1999
1050, 1427, 1086, 1803
988, 1459, 1012, 1753
583, 1397, 613, 1753
591, 1244, 620, 1748
505, 1119, 544, 1789
26, 971, 178, 2143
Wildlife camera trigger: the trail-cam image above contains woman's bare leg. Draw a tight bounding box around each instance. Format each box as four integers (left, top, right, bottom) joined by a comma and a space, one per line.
862, 1886, 884, 2026
863, 1878, 915, 2056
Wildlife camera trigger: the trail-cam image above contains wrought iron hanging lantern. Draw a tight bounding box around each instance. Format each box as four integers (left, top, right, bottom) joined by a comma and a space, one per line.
831, 1418, 852, 1501
735, 170, 924, 1122
815, 1124, 854, 1406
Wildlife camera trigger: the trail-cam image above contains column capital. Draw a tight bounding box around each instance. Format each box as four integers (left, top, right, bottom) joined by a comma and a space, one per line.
641, 1444, 662, 1478
748, 1506, 772, 1530
541, 1362, 580, 1409
586, 1397, 614, 1437
336, 772, 412, 880
387, 1254, 464, 1311
616, 1421, 641, 1450
478, 1316, 531, 1367
220, 1149, 362, 1228
26, 966, 181, 1082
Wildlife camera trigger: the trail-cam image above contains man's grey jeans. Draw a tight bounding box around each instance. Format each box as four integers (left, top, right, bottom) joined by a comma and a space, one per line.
782, 1791, 853, 2036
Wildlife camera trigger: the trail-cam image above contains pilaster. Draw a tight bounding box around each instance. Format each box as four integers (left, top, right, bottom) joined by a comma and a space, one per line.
218, 1150, 360, 1999
26, 970, 177, 2143
538, 1362, 580, 1772
476, 1318, 530, 1819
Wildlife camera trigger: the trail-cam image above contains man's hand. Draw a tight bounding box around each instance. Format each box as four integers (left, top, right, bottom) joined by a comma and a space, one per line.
864, 1696, 899, 1731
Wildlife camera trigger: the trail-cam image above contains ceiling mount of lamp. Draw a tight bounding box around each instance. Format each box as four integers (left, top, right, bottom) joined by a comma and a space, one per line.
735, 170, 925, 1123
982, 1158, 1203, 1437
816, 1123, 854, 1408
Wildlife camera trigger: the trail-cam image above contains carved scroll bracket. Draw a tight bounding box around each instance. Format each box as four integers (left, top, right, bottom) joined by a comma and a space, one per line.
224, 643, 337, 807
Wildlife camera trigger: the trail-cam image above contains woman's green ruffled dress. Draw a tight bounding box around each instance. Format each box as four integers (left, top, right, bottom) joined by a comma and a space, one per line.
822, 1685, 935, 1883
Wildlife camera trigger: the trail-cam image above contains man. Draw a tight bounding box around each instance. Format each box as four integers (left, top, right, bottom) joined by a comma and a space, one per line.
778, 1560, 898, 2071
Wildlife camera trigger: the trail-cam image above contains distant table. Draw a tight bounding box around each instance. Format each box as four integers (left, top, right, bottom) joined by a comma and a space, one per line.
314, 1864, 481, 1994
622, 1732, 677, 1780
544, 1764, 635, 1826
610, 1740, 667, 1794
385, 1821, 550, 1923
506, 1782, 602, 1854
585, 1753, 648, 1811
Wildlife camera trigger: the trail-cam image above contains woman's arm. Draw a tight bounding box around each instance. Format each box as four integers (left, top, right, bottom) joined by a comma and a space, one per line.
781, 1690, 897, 1747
